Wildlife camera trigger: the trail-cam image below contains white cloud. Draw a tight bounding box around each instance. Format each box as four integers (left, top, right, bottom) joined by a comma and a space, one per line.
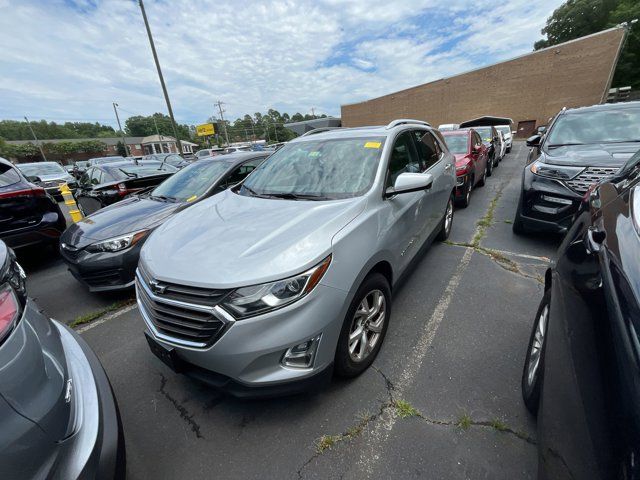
0, 0, 563, 126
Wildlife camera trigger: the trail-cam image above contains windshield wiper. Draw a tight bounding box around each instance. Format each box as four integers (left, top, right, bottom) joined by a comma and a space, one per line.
240, 185, 271, 198
547, 143, 585, 148
150, 194, 176, 202
264, 192, 329, 201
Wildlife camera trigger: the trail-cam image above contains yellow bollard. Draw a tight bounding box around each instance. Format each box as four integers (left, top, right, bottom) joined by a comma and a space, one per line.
59, 183, 84, 223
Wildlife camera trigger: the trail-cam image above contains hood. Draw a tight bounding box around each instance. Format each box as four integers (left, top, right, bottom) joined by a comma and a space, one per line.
62, 196, 180, 248
141, 190, 367, 288
454, 154, 471, 164
542, 142, 640, 167
38, 173, 73, 182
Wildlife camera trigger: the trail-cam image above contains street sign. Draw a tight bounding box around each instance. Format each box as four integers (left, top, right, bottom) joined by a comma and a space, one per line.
196, 123, 215, 136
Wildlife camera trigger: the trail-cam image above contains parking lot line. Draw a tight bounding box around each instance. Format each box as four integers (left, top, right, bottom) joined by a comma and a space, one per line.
76, 303, 138, 333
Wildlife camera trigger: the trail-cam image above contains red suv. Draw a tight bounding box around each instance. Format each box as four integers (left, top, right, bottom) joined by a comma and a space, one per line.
441, 129, 489, 207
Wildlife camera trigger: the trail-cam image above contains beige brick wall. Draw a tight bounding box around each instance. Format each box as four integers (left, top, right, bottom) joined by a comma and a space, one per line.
341, 28, 626, 135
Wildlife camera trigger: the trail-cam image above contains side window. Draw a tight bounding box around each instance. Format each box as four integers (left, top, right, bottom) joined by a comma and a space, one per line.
80, 168, 93, 187
223, 163, 257, 187
472, 132, 481, 148
387, 132, 419, 188
413, 130, 441, 171
90, 169, 103, 185
102, 171, 115, 183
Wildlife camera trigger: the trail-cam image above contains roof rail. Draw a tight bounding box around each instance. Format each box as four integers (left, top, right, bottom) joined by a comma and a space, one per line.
300, 127, 342, 137
385, 119, 431, 130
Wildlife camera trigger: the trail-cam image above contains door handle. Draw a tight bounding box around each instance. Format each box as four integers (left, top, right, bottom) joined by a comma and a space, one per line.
444, 163, 453, 172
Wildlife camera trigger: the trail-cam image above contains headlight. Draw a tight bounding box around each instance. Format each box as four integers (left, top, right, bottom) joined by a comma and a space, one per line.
530, 161, 584, 180
86, 230, 149, 253
456, 164, 470, 173
221, 255, 331, 319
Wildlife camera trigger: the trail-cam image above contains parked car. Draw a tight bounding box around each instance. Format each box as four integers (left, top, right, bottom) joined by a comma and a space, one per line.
86, 156, 128, 167
0, 157, 66, 249
468, 125, 499, 169
224, 146, 251, 154
63, 164, 75, 175
512, 101, 640, 235
521, 149, 640, 479
460, 116, 513, 167
16, 161, 75, 198
496, 130, 507, 160
73, 161, 177, 215
195, 148, 223, 159
142, 153, 189, 169
438, 124, 459, 131
72, 160, 89, 178
495, 124, 514, 153
441, 128, 489, 207
0, 240, 125, 479
137, 119, 455, 397
60, 152, 268, 292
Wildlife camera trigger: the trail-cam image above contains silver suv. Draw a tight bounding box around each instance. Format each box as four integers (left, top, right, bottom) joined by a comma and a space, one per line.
137, 119, 456, 396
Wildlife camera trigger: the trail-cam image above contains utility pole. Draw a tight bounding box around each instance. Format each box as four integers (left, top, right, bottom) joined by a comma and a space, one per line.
244, 128, 249, 142
273, 121, 279, 142
139, 0, 182, 155
153, 116, 160, 136
311, 107, 316, 118
24, 116, 47, 161
112, 103, 128, 156
264, 120, 271, 142
250, 120, 256, 140
216, 100, 230, 145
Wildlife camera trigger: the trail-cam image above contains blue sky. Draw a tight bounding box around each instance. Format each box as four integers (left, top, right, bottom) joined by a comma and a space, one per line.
0, 0, 563, 127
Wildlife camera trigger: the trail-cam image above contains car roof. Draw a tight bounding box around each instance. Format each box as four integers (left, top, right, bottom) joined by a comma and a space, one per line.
0, 157, 14, 168
441, 129, 472, 136
17, 161, 61, 167
288, 124, 435, 143
199, 151, 269, 167
100, 160, 163, 168
562, 100, 640, 115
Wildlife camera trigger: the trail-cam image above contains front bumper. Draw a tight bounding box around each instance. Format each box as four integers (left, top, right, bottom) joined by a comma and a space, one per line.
60, 240, 143, 292
455, 173, 469, 196
518, 169, 582, 234
139, 281, 349, 396
0, 209, 66, 249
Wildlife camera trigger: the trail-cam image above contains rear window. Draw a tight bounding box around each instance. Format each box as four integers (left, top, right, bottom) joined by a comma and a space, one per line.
17, 162, 65, 176
105, 164, 176, 180
0, 164, 21, 187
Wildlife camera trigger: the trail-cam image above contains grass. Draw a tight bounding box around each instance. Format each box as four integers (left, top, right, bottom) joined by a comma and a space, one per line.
456, 412, 472, 430
490, 418, 509, 432
315, 434, 342, 454
394, 399, 421, 418
503, 219, 513, 224
472, 192, 502, 247
69, 298, 135, 328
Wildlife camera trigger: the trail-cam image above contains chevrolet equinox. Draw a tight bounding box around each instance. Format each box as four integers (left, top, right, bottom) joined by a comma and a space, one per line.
137, 119, 456, 396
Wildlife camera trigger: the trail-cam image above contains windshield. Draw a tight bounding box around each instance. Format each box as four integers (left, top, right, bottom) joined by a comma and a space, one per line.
17, 162, 65, 176
0, 164, 21, 187
496, 126, 511, 136
443, 135, 468, 155
240, 136, 385, 200
547, 108, 640, 146
105, 163, 176, 180
152, 160, 231, 202
91, 156, 126, 164
474, 127, 493, 141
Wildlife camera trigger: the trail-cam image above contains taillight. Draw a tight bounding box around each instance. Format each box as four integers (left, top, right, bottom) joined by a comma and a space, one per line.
117, 183, 128, 197
0, 187, 46, 199
0, 285, 19, 344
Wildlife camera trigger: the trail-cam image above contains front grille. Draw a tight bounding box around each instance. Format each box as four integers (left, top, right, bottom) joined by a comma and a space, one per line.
565, 166, 619, 194
136, 265, 232, 347
81, 268, 122, 287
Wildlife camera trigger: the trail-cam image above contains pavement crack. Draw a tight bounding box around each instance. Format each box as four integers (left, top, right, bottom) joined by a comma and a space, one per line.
371, 365, 396, 402
157, 373, 204, 439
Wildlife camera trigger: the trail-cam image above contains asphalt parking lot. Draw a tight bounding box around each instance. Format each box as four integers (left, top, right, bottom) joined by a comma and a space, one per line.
17, 141, 560, 479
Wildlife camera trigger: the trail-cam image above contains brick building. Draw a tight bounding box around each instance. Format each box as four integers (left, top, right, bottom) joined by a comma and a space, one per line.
341, 27, 627, 137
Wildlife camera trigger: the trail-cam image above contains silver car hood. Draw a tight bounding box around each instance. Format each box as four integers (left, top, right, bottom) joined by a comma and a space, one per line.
141, 190, 367, 288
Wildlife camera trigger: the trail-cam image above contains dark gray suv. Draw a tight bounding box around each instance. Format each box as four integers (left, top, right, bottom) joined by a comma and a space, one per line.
0, 241, 125, 478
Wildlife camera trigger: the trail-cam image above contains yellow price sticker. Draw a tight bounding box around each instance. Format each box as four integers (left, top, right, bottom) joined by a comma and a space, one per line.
364, 141, 381, 149
186, 195, 198, 202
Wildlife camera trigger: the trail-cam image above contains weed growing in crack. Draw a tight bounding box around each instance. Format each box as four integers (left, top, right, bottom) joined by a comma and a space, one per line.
315, 434, 342, 454
490, 418, 509, 432
394, 399, 421, 418
457, 412, 472, 430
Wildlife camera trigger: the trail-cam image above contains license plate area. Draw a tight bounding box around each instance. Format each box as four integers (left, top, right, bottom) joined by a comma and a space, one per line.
145, 332, 183, 372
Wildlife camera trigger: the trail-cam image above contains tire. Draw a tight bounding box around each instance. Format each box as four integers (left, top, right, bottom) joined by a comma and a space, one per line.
486, 154, 494, 177
512, 192, 526, 235
437, 195, 454, 241
477, 165, 487, 187
522, 290, 551, 415
506, 146, 512, 154
334, 273, 391, 377
455, 179, 471, 208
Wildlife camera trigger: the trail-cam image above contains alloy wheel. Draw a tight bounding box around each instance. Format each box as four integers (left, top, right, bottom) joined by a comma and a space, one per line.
348, 289, 387, 362
444, 198, 453, 235
526, 304, 548, 388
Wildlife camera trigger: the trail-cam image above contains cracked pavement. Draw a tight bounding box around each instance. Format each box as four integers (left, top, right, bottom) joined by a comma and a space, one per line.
21, 141, 560, 479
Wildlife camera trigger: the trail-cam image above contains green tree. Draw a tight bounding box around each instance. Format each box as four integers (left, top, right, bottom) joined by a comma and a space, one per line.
124, 113, 191, 141
116, 141, 127, 156
534, 0, 640, 89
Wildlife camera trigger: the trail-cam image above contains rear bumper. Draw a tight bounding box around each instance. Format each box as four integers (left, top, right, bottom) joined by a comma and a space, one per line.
0, 210, 66, 249
60, 241, 142, 292
53, 319, 126, 479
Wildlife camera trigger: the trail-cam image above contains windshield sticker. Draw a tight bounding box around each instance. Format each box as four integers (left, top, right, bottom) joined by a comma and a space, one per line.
308, 151, 321, 157
364, 141, 382, 149
186, 195, 197, 202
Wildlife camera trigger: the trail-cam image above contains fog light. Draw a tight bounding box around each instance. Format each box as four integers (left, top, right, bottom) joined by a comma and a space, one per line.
282, 334, 321, 369
540, 194, 572, 205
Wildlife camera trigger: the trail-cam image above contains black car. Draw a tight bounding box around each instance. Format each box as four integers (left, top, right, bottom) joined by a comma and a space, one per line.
0, 240, 125, 478
521, 150, 640, 479
72, 160, 89, 179
73, 160, 178, 215
142, 153, 190, 169
86, 155, 128, 167
60, 152, 268, 291
459, 118, 502, 173
0, 157, 66, 249
513, 101, 640, 235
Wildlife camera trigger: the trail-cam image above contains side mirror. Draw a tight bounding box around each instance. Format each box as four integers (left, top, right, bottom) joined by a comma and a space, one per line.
526, 134, 541, 147
67, 181, 78, 189
385, 173, 433, 197
511, 130, 517, 135
472, 144, 482, 153
26, 175, 42, 184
